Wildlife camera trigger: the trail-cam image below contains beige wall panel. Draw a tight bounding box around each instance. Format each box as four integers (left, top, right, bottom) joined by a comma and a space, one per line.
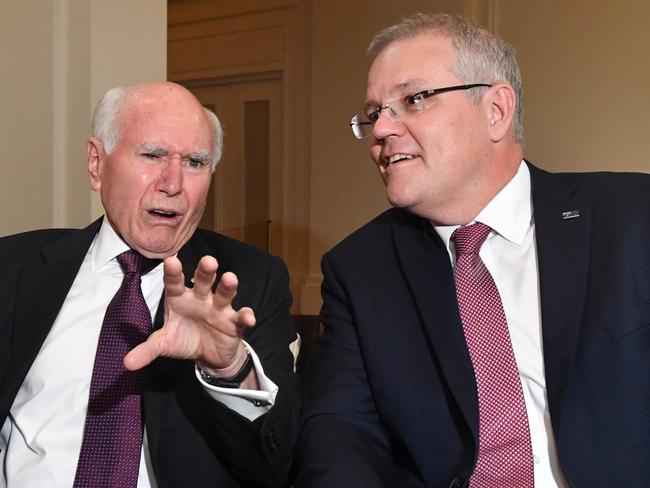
0, 0, 54, 236
89, 0, 167, 220
90, 0, 167, 96
56, 0, 92, 230
497, 0, 650, 173
0, 0, 166, 236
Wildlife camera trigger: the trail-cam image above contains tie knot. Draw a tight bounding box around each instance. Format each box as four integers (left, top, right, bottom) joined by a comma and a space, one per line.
451, 222, 491, 257
117, 250, 161, 276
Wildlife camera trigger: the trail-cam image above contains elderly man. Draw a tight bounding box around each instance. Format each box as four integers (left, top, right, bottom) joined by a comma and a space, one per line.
297, 13, 649, 488
0, 82, 298, 487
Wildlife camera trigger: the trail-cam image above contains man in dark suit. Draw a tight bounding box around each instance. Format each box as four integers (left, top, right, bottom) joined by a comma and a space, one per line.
0, 82, 299, 487
296, 13, 649, 488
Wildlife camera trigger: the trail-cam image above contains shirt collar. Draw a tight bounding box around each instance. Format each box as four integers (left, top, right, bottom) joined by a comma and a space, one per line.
89, 218, 132, 272
434, 160, 533, 250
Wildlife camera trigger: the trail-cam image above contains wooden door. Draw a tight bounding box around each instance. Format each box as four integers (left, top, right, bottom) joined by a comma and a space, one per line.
189, 78, 284, 255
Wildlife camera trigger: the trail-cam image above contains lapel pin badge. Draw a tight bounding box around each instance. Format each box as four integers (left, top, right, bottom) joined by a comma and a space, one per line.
561, 210, 580, 220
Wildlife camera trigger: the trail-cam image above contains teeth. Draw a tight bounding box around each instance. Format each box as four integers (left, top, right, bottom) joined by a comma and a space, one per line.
151, 210, 176, 217
388, 153, 416, 164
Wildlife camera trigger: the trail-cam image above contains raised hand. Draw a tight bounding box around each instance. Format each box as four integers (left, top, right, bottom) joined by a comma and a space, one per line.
124, 255, 255, 373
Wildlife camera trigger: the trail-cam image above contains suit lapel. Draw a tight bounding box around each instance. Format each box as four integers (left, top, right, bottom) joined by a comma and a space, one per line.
530, 164, 591, 438
392, 217, 480, 442
1, 219, 102, 417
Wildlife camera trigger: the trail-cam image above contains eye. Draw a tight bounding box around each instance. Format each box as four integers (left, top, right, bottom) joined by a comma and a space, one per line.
366, 109, 381, 123
188, 158, 207, 168
405, 92, 426, 107
143, 153, 159, 159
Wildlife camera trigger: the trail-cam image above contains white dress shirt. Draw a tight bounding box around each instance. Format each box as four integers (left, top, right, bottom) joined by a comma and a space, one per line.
0, 219, 278, 488
433, 162, 568, 487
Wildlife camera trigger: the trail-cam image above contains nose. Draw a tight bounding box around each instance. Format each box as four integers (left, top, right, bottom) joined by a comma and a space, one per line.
158, 157, 183, 196
371, 105, 403, 141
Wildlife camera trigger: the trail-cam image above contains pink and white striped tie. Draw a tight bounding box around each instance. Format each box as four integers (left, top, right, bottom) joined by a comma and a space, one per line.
452, 223, 534, 487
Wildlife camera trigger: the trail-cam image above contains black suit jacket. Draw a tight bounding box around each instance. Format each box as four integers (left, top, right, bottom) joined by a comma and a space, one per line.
0, 218, 300, 487
296, 165, 650, 487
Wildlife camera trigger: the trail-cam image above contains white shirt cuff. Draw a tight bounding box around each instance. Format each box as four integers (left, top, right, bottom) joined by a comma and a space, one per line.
195, 341, 279, 421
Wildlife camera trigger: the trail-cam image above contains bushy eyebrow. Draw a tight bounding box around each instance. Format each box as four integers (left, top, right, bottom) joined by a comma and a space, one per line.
139, 144, 210, 162
140, 144, 168, 157
187, 150, 210, 162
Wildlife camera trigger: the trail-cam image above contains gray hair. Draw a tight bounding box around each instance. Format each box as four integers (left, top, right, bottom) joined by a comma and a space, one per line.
90, 86, 224, 171
369, 13, 524, 145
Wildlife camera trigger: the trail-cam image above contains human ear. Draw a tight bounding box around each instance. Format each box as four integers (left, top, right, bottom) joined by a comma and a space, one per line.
485, 84, 517, 143
87, 137, 104, 191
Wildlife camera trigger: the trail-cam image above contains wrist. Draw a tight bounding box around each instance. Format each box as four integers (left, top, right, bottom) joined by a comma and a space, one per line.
197, 344, 254, 388
198, 342, 247, 377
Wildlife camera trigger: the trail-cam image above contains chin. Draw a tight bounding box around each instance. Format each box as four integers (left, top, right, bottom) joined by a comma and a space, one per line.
137, 248, 176, 259
387, 189, 418, 210
137, 228, 192, 256
132, 239, 181, 259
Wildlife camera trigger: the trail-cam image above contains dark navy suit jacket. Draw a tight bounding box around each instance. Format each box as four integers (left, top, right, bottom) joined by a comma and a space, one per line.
297, 164, 650, 487
0, 218, 299, 487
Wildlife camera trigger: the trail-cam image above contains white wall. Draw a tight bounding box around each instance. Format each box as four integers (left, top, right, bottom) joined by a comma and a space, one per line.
0, 0, 167, 236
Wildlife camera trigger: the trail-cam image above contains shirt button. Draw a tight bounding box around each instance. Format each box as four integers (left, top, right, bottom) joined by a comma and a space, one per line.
533, 454, 540, 464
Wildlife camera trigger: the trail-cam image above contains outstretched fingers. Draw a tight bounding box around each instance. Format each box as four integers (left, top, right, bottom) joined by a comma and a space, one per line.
192, 255, 219, 297
163, 256, 186, 297
213, 271, 239, 309
137, 255, 257, 369
235, 306, 257, 328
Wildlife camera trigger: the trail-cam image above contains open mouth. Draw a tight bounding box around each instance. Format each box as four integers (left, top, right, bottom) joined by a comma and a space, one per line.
148, 209, 179, 219
387, 153, 418, 165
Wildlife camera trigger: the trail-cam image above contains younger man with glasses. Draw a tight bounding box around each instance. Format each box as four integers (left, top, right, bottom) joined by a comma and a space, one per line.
296, 13, 649, 488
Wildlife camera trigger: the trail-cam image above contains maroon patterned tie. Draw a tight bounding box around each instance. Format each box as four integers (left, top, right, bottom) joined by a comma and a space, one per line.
74, 250, 160, 488
451, 223, 534, 487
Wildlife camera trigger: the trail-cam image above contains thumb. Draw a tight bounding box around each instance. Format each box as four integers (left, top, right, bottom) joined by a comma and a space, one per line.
124, 330, 163, 371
